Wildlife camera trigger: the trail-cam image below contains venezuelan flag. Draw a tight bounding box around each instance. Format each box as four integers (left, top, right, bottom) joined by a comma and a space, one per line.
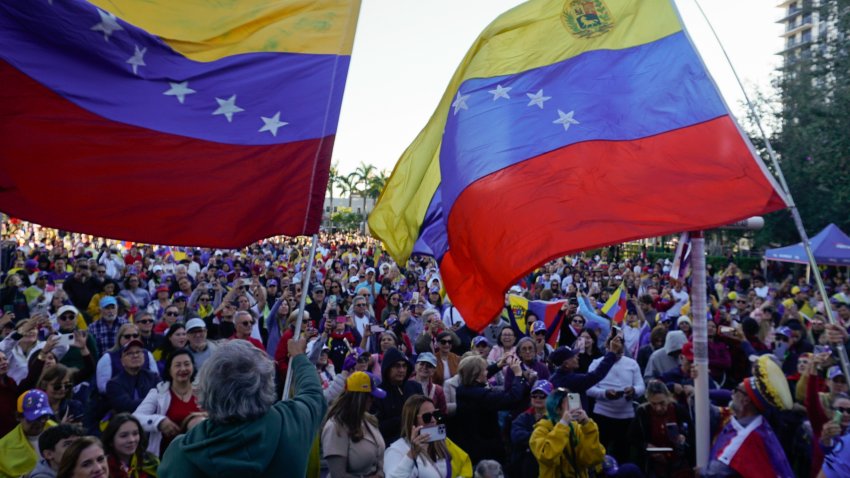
508, 294, 566, 347
0, 0, 360, 247
370, 0, 787, 331
601, 284, 627, 324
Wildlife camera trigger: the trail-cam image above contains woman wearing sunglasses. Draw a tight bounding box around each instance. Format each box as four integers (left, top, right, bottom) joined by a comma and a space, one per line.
36, 363, 84, 424
384, 394, 471, 478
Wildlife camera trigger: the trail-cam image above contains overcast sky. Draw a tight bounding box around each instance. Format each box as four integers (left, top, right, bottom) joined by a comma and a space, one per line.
331, 0, 785, 176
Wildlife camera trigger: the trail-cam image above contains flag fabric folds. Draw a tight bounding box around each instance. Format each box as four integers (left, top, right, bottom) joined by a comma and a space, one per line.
670, 232, 692, 280
601, 284, 627, 325
507, 295, 566, 347
369, 0, 788, 332
0, 0, 361, 247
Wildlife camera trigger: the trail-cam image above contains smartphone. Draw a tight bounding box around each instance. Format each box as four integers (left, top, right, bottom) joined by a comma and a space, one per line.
566, 393, 581, 411
719, 326, 735, 335
646, 446, 673, 453
420, 424, 447, 443
56, 332, 75, 348
815, 345, 832, 354
665, 422, 680, 442
2, 305, 12, 314
328, 295, 337, 306
412, 292, 420, 303
370, 325, 385, 333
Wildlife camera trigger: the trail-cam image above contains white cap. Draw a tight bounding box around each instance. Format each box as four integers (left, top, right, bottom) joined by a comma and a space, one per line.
185, 318, 206, 331
56, 305, 80, 317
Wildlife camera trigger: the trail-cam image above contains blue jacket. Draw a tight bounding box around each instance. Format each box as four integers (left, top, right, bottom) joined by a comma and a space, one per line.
550, 351, 617, 409
105, 368, 158, 413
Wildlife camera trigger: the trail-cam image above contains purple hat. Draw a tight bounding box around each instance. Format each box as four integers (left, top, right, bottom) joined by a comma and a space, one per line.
472, 336, 490, 347
775, 326, 792, 338
531, 380, 554, 396
531, 321, 547, 334
172, 291, 188, 301
18, 389, 53, 422
24, 259, 38, 269
267, 279, 279, 287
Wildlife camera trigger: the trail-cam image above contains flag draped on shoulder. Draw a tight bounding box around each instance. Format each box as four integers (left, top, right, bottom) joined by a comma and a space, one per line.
601, 283, 627, 325
0, 0, 361, 247
370, 0, 788, 332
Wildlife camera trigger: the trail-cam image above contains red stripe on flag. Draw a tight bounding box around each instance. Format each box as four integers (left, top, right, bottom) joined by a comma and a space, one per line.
440, 117, 786, 331
0, 62, 330, 247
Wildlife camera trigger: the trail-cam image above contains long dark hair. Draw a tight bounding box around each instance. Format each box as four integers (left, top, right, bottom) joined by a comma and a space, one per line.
102, 413, 148, 463
163, 348, 196, 383
324, 390, 377, 442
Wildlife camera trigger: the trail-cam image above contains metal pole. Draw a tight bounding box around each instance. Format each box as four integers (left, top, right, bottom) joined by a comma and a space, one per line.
689, 231, 710, 468
282, 234, 319, 400
691, 0, 850, 379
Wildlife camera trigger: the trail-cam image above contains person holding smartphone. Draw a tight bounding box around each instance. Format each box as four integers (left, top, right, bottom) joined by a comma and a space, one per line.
529, 386, 606, 477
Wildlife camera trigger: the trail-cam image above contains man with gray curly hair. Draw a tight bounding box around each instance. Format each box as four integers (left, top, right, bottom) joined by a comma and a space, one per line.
158, 337, 325, 477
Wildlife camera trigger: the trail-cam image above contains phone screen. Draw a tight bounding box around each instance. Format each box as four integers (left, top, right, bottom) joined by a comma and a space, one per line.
412, 292, 420, 303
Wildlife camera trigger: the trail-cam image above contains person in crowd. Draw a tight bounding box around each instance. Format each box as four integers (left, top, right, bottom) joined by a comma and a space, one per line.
0, 351, 16, 437
529, 386, 606, 477
549, 338, 620, 409
559, 313, 586, 348
410, 353, 447, 415
304, 284, 327, 325
101, 413, 158, 478
510, 380, 553, 477
637, 326, 667, 376
374, 347, 423, 444
2, 273, 31, 321
134, 349, 202, 457
1, 316, 69, 385
473, 460, 505, 478
804, 352, 850, 474
105, 340, 159, 414
488, 326, 517, 364
273, 310, 311, 382
383, 394, 460, 478
705, 355, 794, 477
431, 331, 461, 386
134, 312, 163, 353
152, 305, 181, 337
96, 324, 157, 394
29, 423, 85, 478
119, 275, 150, 314
151, 324, 186, 375
55, 306, 100, 372
89, 296, 128, 355
705, 320, 732, 387
451, 354, 528, 465
530, 321, 554, 362
56, 436, 109, 478
61, 262, 100, 319
264, 297, 291, 360
183, 319, 216, 371
146, 285, 170, 321
644, 330, 687, 381
322, 371, 386, 478
35, 364, 84, 424
628, 380, 693, 477
159, 338, 326, 477
0, 389, 54, 478
587, 328, 644, 463
230, 310, 265, 351
575, 329, 603, 374
505, 337, 550, 395
86, 280, 119, 323
817, 392, 850, 472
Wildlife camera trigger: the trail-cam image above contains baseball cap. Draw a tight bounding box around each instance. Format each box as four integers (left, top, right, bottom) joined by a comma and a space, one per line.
775, 326, 792, 338
550, 346, 578, 367
99, 296, 117, 308
121, 339, 145, 355
366, 267, 375, 274
185, 318, 206, 331
829, 365, 846, 381
509, 285, 522, 294
472, 336, 490, 347
531, 380, 554, 396
601, 455, 620, 476
156, 284, 169, 293
531, 321, 547, 334
791, 286, 801, 295
346, 372, 386, 399
36, 271, 49, 279
681, 341, 694, 361
152, 265, 163, 272
267, 279, 278, 287
313, 284, 325, 292
172, 291, 188, 301
416, 352, 438, 367
349, 276, 360, 284
17, 390, 53, 422
56, 305, 79, 318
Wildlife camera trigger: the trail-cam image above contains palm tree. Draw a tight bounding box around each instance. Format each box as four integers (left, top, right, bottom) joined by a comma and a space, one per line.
366, 170, 389, 212
336, 174, 355, 208
352, 161, 376, 215
326, 163, 339, 227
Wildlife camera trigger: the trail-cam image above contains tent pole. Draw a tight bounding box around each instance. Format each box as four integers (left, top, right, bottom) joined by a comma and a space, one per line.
690, 231, 711, 468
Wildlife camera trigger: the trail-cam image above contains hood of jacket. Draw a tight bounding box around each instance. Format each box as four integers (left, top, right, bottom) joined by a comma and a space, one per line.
663, 330, 688, 355
381, 346, 410, 385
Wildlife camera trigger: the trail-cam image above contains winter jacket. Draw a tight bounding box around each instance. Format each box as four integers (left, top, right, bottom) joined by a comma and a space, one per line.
373, 347, 423, 444
530, 418, 606, 478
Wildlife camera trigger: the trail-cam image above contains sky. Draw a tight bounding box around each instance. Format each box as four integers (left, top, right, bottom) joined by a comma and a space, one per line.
331, 0, 785, 177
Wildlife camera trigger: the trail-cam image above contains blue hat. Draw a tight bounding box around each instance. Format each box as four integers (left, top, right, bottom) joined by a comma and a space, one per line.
550, 346, 578, 367
472, 336, 490, 347
173, 291, 188, 301
531, 380, 554, 396
775, 326, 792, 338
601, 455, 619, 475
416, 352, 437, 367
829, 365, 845, 381
99, 296, 117, 308
531, 321, 547, 334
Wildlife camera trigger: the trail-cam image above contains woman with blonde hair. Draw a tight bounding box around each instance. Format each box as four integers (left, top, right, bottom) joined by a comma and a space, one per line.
384, 394, 451, 478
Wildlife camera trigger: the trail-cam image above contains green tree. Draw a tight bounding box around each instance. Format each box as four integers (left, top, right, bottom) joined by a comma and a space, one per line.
336, 174, 355, 208
326, 162, 339, 227
351, 161, 376, 215
330, 207, 363, 232
366, 169, 389, 205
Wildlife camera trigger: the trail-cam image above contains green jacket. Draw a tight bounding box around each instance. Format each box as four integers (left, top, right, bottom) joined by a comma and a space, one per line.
158, 354, 326, 477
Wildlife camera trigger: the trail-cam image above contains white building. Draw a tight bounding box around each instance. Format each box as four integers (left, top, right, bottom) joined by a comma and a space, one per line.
776, 0, 835, 65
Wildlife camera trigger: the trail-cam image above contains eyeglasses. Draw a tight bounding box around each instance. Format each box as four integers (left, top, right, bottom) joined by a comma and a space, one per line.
52, 382, 74, 391
165, 311, 179, 317
240, 321, 255, 326
136, 319, 154, 324
439, 340, 453, 345
836, 407, 850, 414
355, 303, 367, 307
572, 319, 585, 325
421, 411, 443, 424
122, 333, 140, 339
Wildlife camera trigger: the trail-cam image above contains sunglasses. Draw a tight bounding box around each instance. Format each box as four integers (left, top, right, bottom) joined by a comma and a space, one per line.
439, 340, 453, 345
122, 333, 140, 339
572, 319, 586, 325
59, 314, 76, 321
52, 382, 74, 391
136, 319, 154, 324
421, 411, 443, 424
530, 393, 548, 400
165, 311, 179, 317
836, 407, 850, 414
240, 321, 255, 326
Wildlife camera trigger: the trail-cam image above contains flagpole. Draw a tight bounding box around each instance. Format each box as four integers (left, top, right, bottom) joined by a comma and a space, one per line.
691, 0, 850, 380
689, 231, 710, 468
282, 234, 319, 400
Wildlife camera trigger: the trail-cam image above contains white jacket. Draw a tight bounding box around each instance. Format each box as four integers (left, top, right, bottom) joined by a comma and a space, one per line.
383, 438, 448, 478
133, 381, 171, 457
0, 335, 68, 385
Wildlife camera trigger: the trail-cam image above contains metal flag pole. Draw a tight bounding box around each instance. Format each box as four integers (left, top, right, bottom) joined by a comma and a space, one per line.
282, 234, 319, 400
692, 0, 850, 380
689, 231, 711, 468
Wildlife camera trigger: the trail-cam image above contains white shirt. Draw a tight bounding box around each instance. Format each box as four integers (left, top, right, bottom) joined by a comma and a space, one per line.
587, 355, 644, 419
668, 288, 690, 317
441, 306, 465, 329
384, 438, 448, 478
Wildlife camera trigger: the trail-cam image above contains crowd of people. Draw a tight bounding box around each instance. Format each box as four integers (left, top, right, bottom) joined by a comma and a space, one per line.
1, 220, 850, 477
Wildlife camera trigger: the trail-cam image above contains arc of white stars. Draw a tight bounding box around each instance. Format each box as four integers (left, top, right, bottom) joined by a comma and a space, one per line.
259, 112, 289, 137
526, 89, 551, 109
488, 84, 511, 101
126, 45, 147, 75
212, 95, 244, 123
553, 109, 580, 131
91, 9, 123, 42
163, 82, 196, 104
452, 92, 470, 115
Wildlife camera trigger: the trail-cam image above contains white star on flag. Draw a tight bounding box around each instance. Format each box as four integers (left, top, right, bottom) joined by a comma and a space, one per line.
488, 84, 511, 101
452, 92, 470, 115
259, 112, 289, 137
553, 110, 580, 131
212, 95, 244, 123
526, 89, 551, 109
126, 45, 147, 75
163, 81, 196, 104
91, 9, 123, 42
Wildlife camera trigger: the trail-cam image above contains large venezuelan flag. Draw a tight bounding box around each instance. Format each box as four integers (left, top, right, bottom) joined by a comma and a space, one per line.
0, 0, 360, 247
369, 0, 787, 332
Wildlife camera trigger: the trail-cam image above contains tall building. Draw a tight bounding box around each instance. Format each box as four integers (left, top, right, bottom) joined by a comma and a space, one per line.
776, 0, 834, 65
